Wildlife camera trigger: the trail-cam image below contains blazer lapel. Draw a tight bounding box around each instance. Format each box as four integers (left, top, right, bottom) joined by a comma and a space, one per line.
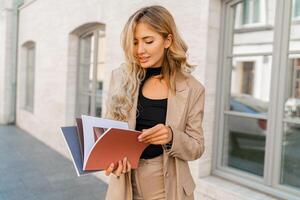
128, 84, 140, 130
163, 73, 189, 169
165, 73, 189, 129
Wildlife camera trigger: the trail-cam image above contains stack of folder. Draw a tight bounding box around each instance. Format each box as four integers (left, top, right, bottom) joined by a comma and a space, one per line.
60, 115, 149, 176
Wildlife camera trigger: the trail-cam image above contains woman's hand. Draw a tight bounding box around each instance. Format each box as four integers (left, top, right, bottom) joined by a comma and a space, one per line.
138, 124, 173, 145
104, 157, 131, 177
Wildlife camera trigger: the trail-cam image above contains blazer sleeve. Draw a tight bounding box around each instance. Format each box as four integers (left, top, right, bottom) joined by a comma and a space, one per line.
104, 66, 122, 118
163, 87, 205, 161
104, 68, 118, 118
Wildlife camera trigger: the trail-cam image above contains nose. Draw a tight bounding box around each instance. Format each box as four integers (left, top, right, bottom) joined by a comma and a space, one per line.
137, 43, 146, 55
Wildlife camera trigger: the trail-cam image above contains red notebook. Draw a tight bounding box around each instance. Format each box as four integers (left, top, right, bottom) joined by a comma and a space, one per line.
85, 127, 149, 170
60, 116, 149, 176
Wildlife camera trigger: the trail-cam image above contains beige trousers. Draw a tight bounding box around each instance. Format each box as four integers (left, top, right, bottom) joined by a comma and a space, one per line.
131, 155, 166, 200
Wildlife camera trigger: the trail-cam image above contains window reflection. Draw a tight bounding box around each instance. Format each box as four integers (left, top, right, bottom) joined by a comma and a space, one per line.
222, 1, 272, 177
230, 56, 271, 114
281, 123, 300, 188
234, 0, 265, 28
285, 58, 300, 118
280, 0, 300, 191
292, 0, 300, 19
226, 115, 266, 176
290, 0, 300, 52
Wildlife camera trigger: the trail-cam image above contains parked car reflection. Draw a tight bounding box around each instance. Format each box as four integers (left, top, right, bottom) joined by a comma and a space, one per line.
281, 99, 300, 188
227, 94, 268, 176
228, 95, 300, 177
229, 94, 268, 137
284, 97, 300, 119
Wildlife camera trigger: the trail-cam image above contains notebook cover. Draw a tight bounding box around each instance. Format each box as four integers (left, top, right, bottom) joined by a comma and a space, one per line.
75, 118, 84, 161
85, 127, 149, 170
60, 126, 98, 176
81, 115, 129, 168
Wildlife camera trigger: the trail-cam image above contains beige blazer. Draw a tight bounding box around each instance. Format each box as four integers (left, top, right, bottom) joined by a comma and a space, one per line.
105, 66, 205, 200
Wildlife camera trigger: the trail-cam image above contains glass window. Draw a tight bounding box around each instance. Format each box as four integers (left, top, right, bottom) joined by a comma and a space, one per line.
293, 0, 300, 18
224, 114, 266, 175
290, 1, 300, 52
77, 28, 105, 117
220, 0, 274, 177
24, 42, 35, 112
218, 0, 300, 198
242, 0, 261, 24
223, 55, 271, 177
280, 0, 300, 188
281, 57, 300, 189
234, 0, 265, 27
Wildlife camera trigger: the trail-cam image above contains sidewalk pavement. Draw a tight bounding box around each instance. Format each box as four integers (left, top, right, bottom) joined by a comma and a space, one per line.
0, 125, 107, 200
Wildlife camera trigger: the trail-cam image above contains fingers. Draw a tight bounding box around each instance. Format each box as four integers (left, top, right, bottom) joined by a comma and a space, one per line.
104, 158, 132, 177
140, 125, 172, 144
104, 163, 115, 176
114, 160, 123, 177
126, 160, 131, 173
141, 129, 165, 142
122, 157, 127, 173
138, 124, 163, 140
144, 134, 169, 144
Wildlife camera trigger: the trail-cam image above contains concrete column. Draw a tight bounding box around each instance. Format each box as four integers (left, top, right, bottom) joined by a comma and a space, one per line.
0, 0, 15, 124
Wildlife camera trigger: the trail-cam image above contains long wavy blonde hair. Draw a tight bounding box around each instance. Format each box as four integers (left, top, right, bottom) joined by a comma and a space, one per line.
106, 5, 194, 121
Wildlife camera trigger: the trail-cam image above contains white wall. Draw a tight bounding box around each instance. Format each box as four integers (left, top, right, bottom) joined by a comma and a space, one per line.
14, 0, 280, 199
0, 0, 14, 124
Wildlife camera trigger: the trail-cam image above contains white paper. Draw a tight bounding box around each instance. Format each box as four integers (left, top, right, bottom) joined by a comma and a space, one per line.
81, 115, 129, 169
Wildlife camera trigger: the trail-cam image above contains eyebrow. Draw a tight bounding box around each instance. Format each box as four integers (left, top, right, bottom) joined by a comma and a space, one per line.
134, 36, 154, 40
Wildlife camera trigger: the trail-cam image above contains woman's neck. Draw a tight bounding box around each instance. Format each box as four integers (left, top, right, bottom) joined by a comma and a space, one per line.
146, 66, 162, 76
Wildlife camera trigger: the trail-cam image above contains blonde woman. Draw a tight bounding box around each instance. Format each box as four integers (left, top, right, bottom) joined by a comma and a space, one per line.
104, 5, 205, 200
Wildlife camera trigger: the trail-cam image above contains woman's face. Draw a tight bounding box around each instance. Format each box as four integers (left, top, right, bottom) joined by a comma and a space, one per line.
134, 22, 171, 68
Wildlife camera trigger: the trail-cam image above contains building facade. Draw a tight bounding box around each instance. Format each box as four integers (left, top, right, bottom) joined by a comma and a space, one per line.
0, 0, 300, 199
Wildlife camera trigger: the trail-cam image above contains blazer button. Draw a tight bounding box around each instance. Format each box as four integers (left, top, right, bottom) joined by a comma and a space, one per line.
165, 172, 169, 177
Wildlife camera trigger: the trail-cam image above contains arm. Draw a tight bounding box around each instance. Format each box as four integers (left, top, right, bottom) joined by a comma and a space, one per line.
105, 70, 114, 118
163, 88, 205, 161
104, 68, 120, 119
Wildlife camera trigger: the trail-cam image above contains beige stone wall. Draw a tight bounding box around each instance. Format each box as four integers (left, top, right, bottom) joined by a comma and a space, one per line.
0, 0, 14, 124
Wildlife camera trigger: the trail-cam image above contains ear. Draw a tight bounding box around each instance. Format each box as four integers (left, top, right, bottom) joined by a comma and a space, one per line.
164, 34, 173, 49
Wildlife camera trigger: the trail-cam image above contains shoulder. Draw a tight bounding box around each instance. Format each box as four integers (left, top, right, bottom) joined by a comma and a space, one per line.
109, 63, 129, 85
182, 71, 205, 95
111, 63, 127, 77
108, 64, 128, 91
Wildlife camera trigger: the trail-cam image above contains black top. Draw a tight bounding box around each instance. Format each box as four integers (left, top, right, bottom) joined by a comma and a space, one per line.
135, 67, 168, 159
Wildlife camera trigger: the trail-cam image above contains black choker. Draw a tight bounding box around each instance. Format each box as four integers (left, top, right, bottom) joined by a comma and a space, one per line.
146, 67, 162, 77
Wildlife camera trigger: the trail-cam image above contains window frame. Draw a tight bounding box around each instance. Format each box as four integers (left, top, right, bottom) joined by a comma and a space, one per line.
23, 41, 36, 113
213, 0, 300, 199
76, 26, 105, 118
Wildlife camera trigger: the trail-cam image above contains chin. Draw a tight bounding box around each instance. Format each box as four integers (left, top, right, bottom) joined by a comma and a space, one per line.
140, 63, 153, 68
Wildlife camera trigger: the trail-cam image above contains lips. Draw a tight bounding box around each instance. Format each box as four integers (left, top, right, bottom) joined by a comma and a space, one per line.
139, 57, 150, 63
